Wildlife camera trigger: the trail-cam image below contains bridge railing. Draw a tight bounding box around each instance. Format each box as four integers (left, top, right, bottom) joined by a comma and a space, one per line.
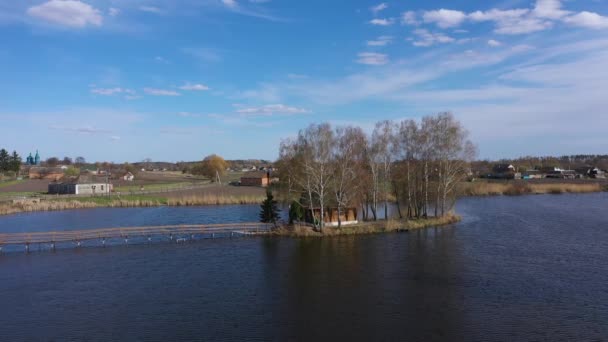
0, 222, 271, 245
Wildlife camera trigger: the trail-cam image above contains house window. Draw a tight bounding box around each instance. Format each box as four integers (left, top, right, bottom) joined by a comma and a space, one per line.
101, 185, 104, 191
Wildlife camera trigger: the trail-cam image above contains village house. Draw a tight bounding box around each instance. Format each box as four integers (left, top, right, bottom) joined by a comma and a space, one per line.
588, 167, 606, 179
48, 174, 113, 195
123, 172, 135, 181
490, 164, 520, 179
48, 182, 113, 195
240, 171, 277, 187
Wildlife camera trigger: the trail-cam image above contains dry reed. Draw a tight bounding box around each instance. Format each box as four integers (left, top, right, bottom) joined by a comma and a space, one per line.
461, 182, 602, 196
0, 193, 265, 216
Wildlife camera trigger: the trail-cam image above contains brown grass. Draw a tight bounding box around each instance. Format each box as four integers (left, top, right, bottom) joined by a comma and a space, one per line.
274, 213, 461, 237
0, 193, 266, 216
461, 181, 602, 196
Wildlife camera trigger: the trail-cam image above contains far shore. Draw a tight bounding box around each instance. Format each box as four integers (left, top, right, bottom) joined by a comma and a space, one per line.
0, 180, 606, 217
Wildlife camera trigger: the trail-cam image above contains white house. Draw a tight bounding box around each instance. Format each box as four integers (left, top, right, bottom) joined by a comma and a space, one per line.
123, 172, 135, 181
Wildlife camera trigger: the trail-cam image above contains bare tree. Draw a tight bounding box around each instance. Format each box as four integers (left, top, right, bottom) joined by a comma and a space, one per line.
303, 123, 334, 232
333, 126, 366, 228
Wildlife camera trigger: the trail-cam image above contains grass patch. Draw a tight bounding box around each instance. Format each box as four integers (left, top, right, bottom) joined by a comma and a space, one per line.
114, 181, 207, 192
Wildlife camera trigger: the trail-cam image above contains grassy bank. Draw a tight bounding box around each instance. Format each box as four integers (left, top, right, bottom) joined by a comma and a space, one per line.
460, 181, 605, 196
0, 193, 265, 216
273, 214, 461, 237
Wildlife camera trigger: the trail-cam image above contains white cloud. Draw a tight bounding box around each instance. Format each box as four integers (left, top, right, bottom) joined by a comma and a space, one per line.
179, 83, 210, 91
488, 39, 502, 47
235, 104, 309, 116
143, 88, 181, 96
370, 3, 388, 15
423, 9, 467, 28
110, 135, 121, 141
369, 18, 394, 26
108, 7, 120, 17
222, 0, 239, 8
356, 52, 389, 65
139, 6, 163, 14
411, 29, 455, 47
469, 8, 552, 35
533, 0, 570, 20
90, 87, 136, 96
564, 12, 608, 29
401, 11, 419, 25
26, 0, 103, 28
367, 36, 393, 47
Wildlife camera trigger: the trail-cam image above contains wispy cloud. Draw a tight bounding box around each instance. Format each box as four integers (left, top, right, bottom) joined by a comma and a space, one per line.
411, 29, 455, 47
90, 87, 136, 96
367, 36, 393, 47
179, 83, 210, 91
144, 88, 181, 96
356, 52, 389, 65
108, 8, 120, 17
370, 3, 388, 15
139, 6, 163, 14
50, 124, 111, 134
369, 18, 394, 26
234, 104, 309, 116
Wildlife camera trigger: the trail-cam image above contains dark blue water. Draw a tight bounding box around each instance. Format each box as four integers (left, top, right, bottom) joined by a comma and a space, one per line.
0, 205, 262, 233
1, 194, 608, 341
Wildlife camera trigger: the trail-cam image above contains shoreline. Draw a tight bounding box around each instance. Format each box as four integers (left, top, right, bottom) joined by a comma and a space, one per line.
271, 214, 461, 237
0, 181, 606, 217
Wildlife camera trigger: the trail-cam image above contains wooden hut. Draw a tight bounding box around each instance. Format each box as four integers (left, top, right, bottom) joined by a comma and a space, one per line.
304, 207, 358, 227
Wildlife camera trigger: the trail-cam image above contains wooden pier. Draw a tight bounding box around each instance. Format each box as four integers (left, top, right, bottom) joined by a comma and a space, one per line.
0, 223, 271, 252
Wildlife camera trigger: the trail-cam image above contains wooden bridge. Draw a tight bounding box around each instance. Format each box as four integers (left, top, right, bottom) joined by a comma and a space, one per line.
0, 222, 272, 252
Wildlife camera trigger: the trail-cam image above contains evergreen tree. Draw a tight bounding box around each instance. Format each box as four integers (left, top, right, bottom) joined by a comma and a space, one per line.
260, 189, 281, 226
9, 151, 21, 173
0, 149, 9, 172
288, 200, 304, 224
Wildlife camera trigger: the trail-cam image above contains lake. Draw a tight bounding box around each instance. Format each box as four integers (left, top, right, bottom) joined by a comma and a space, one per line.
1, 194, 607, 341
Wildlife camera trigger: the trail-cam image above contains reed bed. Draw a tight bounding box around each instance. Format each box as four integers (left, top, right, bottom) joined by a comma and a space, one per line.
275, 213, 461, 237
461, 181, 603, 196
0, 193, 266, 216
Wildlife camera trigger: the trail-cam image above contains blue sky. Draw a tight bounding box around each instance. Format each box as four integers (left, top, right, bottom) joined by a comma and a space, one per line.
1, 0, 608, 162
